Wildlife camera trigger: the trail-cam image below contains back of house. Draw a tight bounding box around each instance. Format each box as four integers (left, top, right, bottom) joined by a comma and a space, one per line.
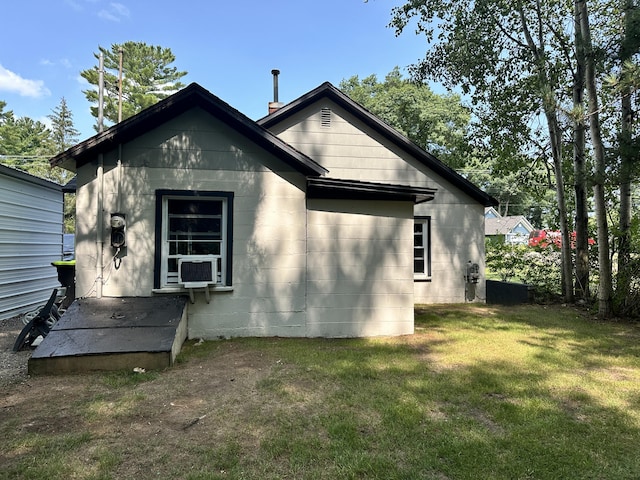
49, 81, 495, 339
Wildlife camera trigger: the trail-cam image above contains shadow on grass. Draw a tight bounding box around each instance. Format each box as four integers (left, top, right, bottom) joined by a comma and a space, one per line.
235, 304, 640, 479
5, 304, 640, 480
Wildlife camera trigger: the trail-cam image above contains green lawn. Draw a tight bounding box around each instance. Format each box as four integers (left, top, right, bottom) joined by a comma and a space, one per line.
4, 304, 640, 479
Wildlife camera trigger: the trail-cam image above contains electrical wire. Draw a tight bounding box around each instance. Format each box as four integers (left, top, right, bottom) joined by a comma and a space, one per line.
79, 247, 122, 298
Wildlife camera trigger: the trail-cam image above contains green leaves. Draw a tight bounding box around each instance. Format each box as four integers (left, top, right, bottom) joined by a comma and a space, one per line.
0, 98, 75, 186
47, 97, 79, 153
80, 41, 188, 129
339, 67, 471, 169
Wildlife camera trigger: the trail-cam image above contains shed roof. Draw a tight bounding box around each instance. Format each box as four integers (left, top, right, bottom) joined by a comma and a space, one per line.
62, 175, 76, 193
49, 83, 328, 177
0, 163, 62, 192
258, 82, 498, 207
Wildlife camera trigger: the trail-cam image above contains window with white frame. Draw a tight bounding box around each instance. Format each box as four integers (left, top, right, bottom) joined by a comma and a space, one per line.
155, 191, 233, 288
414, 216, 431, 280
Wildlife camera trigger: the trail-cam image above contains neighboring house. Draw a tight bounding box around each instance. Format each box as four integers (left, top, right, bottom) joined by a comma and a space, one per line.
485, 207, 535, 245
0, 164, 63, 321
49, 82, 496, 339
484, 206, 501, 220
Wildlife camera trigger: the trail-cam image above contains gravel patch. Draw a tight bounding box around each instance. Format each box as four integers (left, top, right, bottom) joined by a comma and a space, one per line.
0, 315, 32, 387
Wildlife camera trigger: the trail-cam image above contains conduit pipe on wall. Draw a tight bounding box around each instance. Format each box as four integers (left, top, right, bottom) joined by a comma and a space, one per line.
96, 153, 104, 299
96, 53, 105, 299
117, 143, 123, 213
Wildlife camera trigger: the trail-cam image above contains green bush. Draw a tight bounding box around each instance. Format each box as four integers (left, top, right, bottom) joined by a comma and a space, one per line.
486, 240, 562, 299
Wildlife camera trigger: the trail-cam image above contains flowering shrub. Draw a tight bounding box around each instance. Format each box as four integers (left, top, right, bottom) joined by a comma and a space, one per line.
528, 230, 595, 249
520, 249, 562, 297
486, 240, 562, 299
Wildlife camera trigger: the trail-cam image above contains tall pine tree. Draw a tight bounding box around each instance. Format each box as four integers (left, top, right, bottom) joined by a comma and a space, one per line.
80, 41, 187, 129
47, 97, 80, 153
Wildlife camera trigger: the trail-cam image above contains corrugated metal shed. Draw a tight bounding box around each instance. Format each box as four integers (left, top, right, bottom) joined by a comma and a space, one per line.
0, 164, 63, 321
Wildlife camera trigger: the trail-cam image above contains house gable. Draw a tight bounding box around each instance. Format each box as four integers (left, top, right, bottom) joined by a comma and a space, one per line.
49, 83, 327, 178
258, 82, 497, 207
485, 216, 534, 236
485, 206, 500, 219
259, 83, 495, 304
69, 103, 316, 298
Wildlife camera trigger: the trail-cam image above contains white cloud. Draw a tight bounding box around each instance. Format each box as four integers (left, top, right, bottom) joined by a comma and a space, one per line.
64, 0, 83, 11
65, 0, 100, 11
98, 2, 130, 22
0, 65, 51, 98
110, 2, 129, 17
40, 58, 73, 69
98, 9, 118, 21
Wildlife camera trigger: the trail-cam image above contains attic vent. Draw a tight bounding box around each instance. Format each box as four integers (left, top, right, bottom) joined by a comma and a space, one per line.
321, 108, 332, 128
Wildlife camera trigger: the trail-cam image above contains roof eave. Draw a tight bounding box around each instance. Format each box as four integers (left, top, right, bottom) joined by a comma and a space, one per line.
307, 177, 437, 204
49, 83, 328, 177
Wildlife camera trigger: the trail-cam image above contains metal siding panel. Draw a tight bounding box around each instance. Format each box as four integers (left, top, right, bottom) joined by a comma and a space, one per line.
0, 171, 63, 320
0, 265, 58, 286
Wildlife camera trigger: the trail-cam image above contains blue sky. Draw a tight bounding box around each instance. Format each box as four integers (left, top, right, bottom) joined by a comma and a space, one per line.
0, 0, 427, 140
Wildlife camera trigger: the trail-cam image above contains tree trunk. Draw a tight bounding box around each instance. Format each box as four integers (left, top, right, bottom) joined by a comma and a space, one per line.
615, 0, 636, 312
573, 1, 590, 301
517, 5, 573, 303
546, 110, 575, 303
578, 0, 613, 317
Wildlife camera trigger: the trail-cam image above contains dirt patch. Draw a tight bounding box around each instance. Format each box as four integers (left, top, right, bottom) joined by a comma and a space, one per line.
0, 325, 282, 478
0, 315, 32, 387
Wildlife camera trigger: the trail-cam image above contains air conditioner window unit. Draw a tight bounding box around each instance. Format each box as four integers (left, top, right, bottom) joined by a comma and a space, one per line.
178, 256, 218, 288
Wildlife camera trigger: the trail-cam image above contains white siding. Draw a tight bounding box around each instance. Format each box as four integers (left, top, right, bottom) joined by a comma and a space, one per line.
270, 101, 487, 304
418, 201, 486, 303
0, 166, 63, 320
75, 108, 309, 338
306, 199, 414, 337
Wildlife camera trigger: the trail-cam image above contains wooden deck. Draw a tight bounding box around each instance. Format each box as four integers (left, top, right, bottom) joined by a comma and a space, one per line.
28, 296, 188, 375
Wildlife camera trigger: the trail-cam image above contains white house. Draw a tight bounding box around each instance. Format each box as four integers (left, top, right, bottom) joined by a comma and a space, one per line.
49, 82, 496, 339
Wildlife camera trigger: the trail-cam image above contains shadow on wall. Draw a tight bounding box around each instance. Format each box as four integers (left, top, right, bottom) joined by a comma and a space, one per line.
76, 107, 427, 336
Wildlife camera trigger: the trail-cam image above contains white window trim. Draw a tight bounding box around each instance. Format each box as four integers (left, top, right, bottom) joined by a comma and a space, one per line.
414, 216, 431, 281
157, 193, 231, 289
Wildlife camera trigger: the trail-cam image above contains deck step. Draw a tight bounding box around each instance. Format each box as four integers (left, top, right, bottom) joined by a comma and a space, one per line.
29, 296, 188, 375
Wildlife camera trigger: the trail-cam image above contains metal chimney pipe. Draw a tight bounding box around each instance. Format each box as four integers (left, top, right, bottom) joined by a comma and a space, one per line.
271, 69, 280, 102
268, 69, 284, 114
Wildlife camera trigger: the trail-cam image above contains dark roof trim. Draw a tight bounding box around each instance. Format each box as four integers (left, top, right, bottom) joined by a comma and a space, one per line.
259, 82, 497, 207
0, 163, 62, 192
307, 177, 436, 204
62, 175, 77, 193
49, 83, 328, 177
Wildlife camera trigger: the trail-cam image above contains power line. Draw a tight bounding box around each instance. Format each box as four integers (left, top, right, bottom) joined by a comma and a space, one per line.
0, 155, 53, 160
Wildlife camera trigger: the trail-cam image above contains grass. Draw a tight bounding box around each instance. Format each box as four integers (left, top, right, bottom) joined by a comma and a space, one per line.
3, 304, 640, 479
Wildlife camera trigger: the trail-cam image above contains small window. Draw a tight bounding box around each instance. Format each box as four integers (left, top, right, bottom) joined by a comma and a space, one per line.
321, 108, 331, 128
414, 217, 431, 280
155, 191, 233, 289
